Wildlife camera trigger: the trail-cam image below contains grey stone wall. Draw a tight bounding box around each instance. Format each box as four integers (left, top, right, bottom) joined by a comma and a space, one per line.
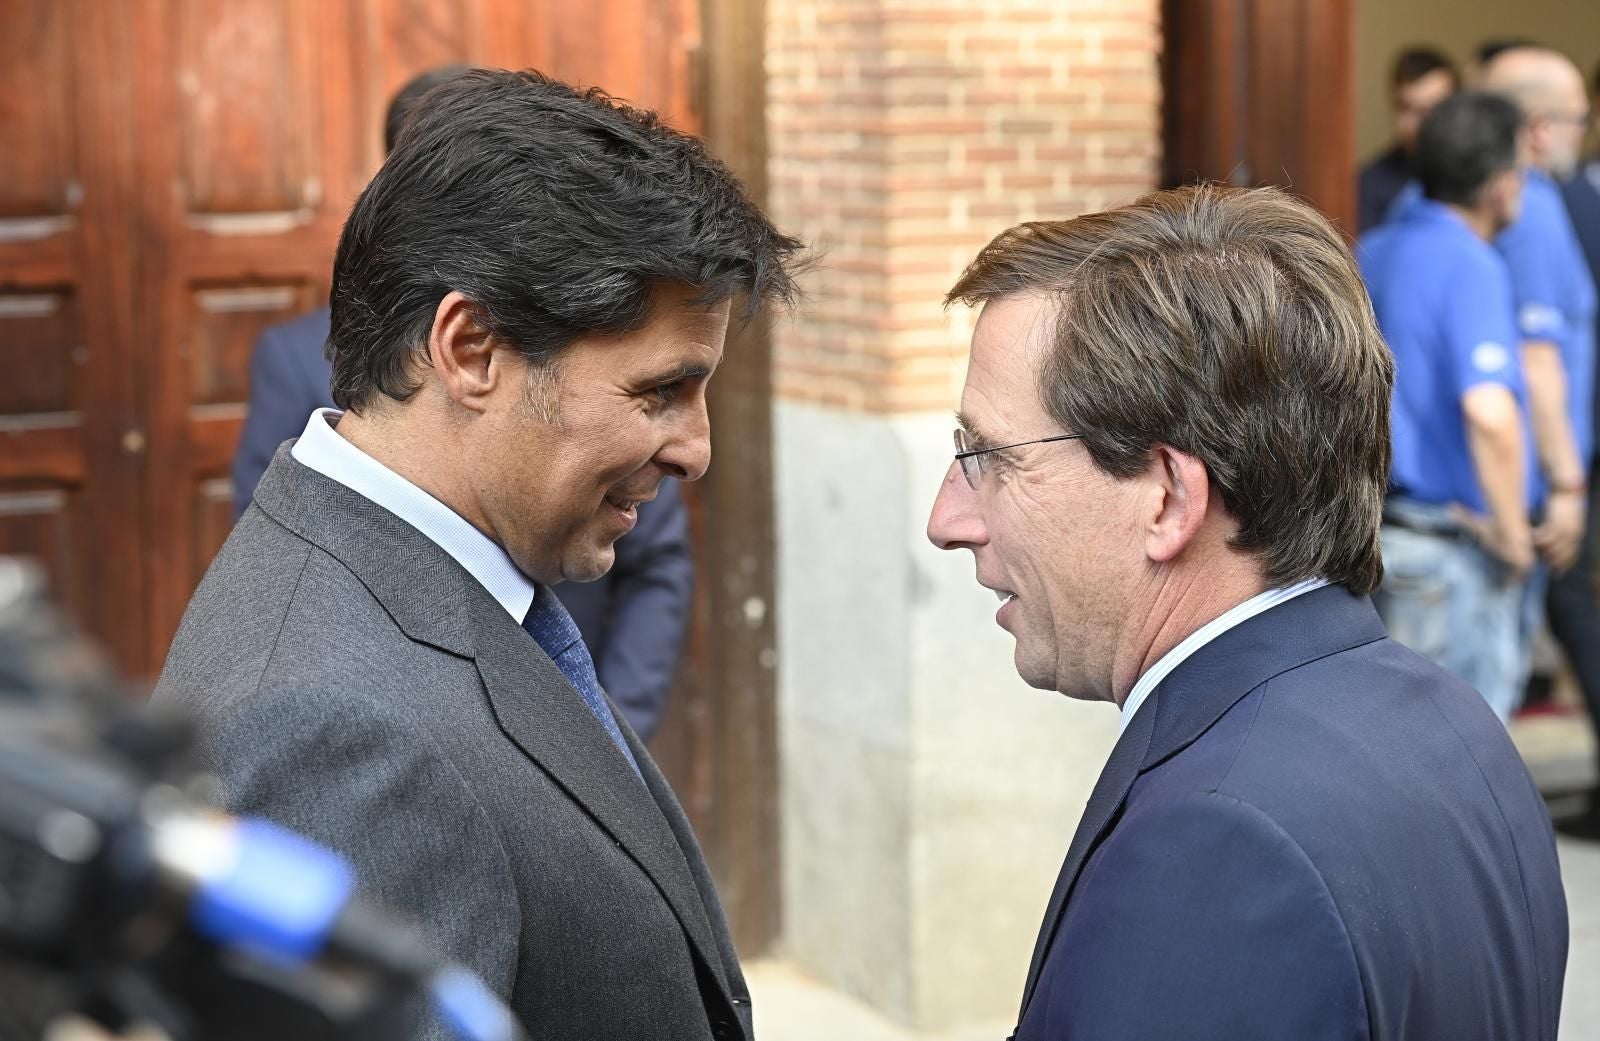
773, 402, 1118, 1029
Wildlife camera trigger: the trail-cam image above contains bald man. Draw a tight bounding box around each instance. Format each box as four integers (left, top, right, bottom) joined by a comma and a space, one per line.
1484, 47, 1600, 730
1559, 64, 1600, 827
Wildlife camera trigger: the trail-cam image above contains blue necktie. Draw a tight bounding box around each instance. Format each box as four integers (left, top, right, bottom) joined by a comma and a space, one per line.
521, 591, 643, 780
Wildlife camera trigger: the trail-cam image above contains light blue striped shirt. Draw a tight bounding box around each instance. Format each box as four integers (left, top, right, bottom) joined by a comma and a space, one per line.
1119, 577, 1330, 735
290, 408, 536, 623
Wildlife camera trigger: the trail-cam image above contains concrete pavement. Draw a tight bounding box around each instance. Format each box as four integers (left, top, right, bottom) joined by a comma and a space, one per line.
1563, 834, 1600, 1041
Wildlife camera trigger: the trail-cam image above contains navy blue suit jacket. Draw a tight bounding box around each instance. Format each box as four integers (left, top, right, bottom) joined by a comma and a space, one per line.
231, 308, 693, 739
1015, 586, 1567, 1041
1357, 145, 1411, 233
1562, 160, 1600, 435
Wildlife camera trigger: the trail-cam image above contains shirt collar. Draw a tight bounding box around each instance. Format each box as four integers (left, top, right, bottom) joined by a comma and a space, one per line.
1405, 197, 1472, 230
1118, 577, 1331, 735
290, 408, 536, 622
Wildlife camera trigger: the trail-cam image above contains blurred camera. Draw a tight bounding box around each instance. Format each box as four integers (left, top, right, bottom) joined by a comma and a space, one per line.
0, 558, 517, 1041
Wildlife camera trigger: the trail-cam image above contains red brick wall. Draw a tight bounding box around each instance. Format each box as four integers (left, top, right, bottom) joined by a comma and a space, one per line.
767, 0, 1163, 413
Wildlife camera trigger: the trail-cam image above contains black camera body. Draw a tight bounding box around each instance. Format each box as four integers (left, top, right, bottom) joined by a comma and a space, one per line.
0, 560, 515, 1041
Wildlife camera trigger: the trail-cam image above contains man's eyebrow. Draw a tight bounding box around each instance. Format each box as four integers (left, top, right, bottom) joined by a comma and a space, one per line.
954, 410, 990, 446
653, 363, 713, 383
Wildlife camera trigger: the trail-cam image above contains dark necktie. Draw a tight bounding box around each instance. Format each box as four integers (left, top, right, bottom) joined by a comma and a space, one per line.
521, 591, 643, 780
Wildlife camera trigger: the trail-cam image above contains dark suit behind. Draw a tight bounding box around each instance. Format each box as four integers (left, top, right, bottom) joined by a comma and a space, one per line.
231, 308, 693, 737
1016, 586, 1567, 1041
1563, 161, 1600, 437
155, 451, 750, 1041
1357, 145, 1411, 233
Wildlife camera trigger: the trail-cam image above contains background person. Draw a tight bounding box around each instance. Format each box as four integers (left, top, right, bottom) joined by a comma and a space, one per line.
1358, 46, 1458, 232
1556, 58, 1600, 828
1360, 91, 1534, 720
1483, 47, 1600, 730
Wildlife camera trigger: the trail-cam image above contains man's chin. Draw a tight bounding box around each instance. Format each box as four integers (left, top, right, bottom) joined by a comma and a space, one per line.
1013, 644, 1057, 692
561, 543, 618, 584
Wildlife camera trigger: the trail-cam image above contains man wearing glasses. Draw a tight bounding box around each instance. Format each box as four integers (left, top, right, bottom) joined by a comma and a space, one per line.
1482, 47, 1600, 723
929, 185, 1566, 1040
1558, 60, 1600, 831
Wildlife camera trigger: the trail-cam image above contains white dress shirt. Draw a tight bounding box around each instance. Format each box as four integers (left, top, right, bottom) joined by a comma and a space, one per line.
290, 408, 536, 623
1118, 577, 1330, 735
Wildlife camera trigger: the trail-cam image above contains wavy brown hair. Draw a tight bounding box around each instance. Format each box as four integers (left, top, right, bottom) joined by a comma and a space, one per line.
948, 184, 1394, 594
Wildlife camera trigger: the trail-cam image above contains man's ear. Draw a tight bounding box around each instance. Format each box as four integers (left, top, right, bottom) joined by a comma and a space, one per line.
1143, 444, 1211, 564
427, 290, 499, 414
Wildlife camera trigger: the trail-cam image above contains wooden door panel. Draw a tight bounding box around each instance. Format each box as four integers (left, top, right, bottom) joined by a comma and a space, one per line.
1, 0, 146, 670
0, 290, 82, 415
537, 0, 698, 127
0, 289, 89, 619
177, 0, 320, 216
0, 490, 88, 615
180, 280, 321, 575
357, 0, 495, 177
188, 284, 318, 405
1163, 0, 1356, 231
0, 0, 76, 218
135, 0, 348, 664
0, 283, 89, 620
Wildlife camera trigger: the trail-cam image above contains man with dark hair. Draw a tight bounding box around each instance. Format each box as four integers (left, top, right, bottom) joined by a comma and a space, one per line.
231, 65, 693, 740
156, 69, 802, 1041
930, 183, 1565, 1039
1360, 92, 1535, 720
1358, 45, 1458, 231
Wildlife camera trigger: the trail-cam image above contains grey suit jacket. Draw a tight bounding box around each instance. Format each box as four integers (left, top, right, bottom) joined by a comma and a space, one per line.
154, 448, 752, 1041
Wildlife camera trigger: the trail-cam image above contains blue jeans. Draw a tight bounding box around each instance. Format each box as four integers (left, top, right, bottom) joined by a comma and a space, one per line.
1374, 500, 1538, 721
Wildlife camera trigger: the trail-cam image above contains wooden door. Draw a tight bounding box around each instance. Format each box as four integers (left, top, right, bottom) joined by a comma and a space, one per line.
0, 2, 147, 670
1162, 0, 1357, 232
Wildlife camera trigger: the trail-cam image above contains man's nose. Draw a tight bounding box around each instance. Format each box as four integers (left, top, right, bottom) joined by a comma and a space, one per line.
657, 397, 712, 482
928, 460, 987, 550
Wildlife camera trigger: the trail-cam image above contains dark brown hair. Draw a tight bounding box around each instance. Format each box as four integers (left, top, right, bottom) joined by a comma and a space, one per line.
1392, 46, 1459, 91
948, 184, 1394, 594
330, 69, 804, 412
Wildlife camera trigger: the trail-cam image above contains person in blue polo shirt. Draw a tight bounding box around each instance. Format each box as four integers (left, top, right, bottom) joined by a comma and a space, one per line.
1558, 61, 1600, 827
1359, 92, 1535, 720
1483, 48, 1600, 742
1483, 47, 1596, 570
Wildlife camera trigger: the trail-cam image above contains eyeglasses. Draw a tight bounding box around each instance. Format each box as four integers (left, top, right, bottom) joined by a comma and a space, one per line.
1538, 110, 1591, 129
952, 428, 1084, 490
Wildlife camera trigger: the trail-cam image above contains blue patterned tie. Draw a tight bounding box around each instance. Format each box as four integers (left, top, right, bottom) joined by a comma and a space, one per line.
521, 591, 643, 780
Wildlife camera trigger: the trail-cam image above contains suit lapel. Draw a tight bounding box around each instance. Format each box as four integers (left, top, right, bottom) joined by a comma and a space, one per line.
1017, 697, 1155, 1014
1014, 585, 1389, 1022
253, 449, 732, 1006
473, 617, 728, 995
